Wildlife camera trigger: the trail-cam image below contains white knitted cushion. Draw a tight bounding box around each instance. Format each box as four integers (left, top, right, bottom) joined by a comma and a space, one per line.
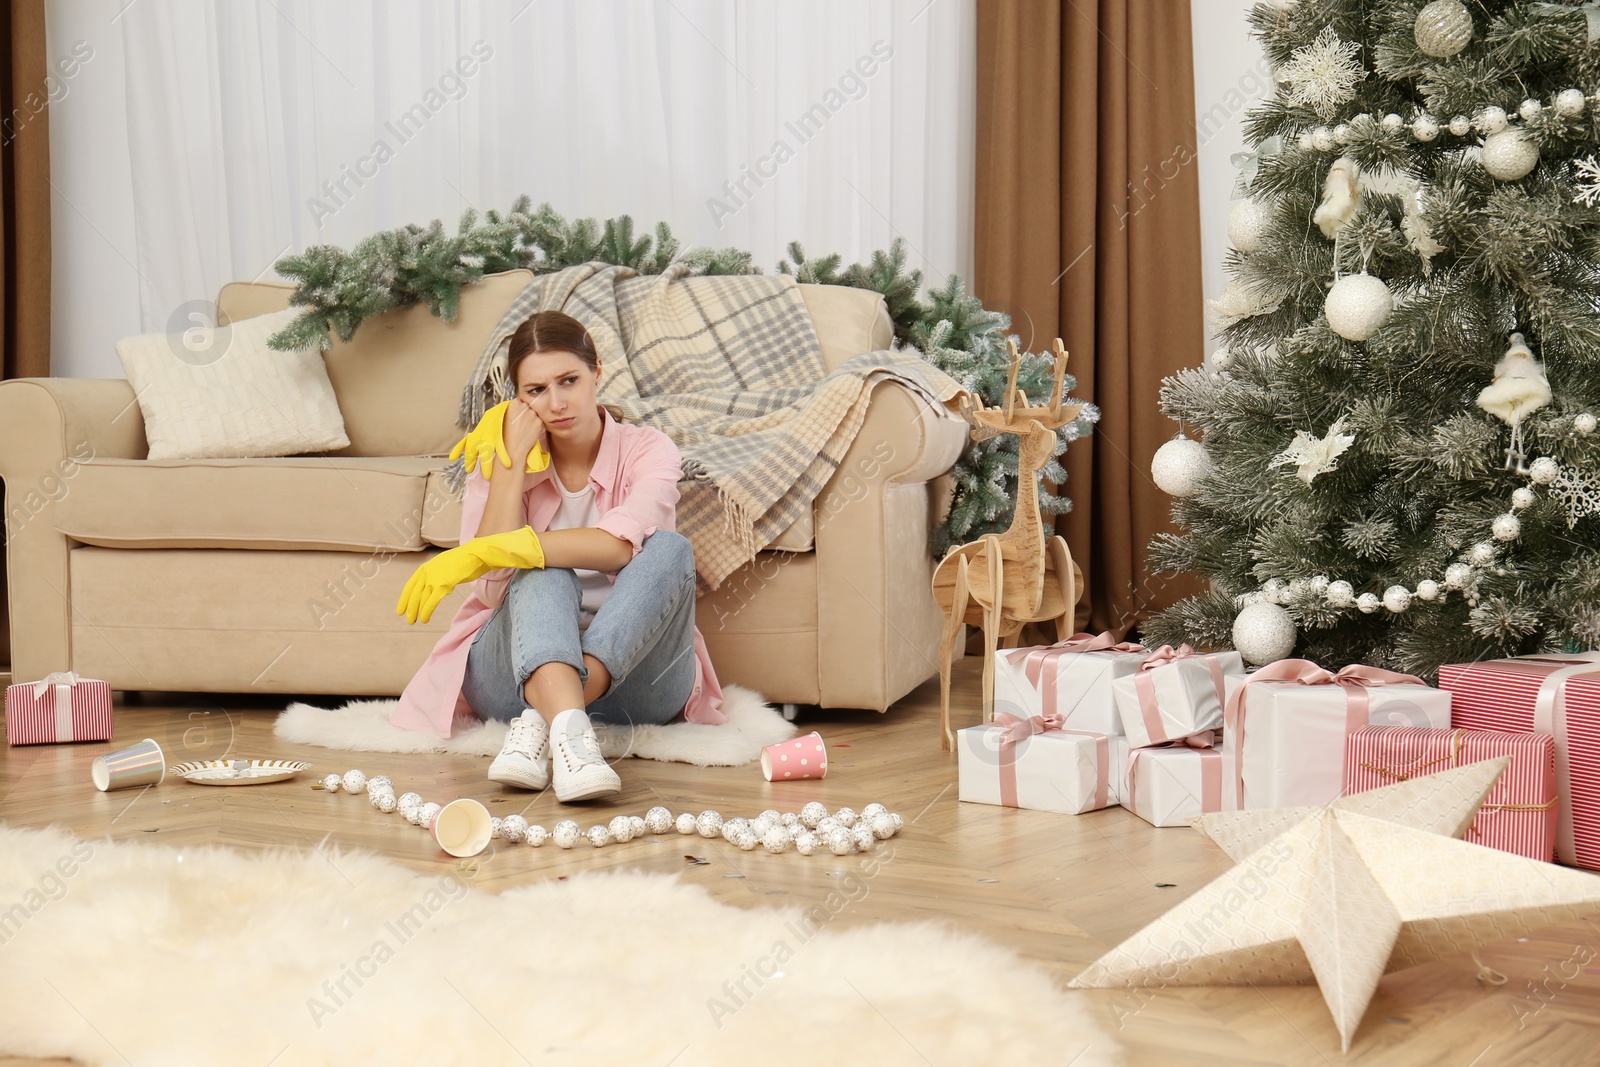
116, 307, 349, 460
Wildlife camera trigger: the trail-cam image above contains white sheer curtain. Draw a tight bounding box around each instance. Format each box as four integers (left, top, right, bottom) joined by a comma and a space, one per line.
115, 0, 975, 337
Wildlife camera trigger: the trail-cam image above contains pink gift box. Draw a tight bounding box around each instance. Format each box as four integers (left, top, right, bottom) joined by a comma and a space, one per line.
1110, 645, 1243, 748
1220, 660, 1451, 811
957, 718, 1114, 815
1440, 653, 1600, 869
6, 672, 113, 746
1343, 725, 1558, 862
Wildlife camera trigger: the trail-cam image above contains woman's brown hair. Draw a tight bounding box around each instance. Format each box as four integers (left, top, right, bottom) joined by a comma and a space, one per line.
506, 311, 622, 421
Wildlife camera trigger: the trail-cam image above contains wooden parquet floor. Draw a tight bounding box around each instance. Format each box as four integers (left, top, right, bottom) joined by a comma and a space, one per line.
3, 658, 1599, 1065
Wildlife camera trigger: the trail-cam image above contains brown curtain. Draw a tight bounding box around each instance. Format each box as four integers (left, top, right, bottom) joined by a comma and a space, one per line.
1, 0, 54, 669
976, 0, 1203, 637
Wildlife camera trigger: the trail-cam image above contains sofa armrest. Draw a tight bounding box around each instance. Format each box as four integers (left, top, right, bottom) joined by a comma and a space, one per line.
0, 378, 147, 680
812, 380, 969, 710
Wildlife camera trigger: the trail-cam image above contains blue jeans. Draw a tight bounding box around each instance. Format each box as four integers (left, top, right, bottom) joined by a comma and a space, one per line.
462, 531, 698, 727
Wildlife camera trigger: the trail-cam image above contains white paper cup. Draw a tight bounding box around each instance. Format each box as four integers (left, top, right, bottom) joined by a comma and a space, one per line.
430, 798, 492, 857
91, 738, 166, 791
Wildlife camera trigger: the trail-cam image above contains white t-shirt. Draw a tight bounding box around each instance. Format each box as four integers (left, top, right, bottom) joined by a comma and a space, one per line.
546, 476, 614, 630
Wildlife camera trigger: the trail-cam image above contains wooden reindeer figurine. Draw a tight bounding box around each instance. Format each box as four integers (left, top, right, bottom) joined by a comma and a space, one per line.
932, 337, 1086, 750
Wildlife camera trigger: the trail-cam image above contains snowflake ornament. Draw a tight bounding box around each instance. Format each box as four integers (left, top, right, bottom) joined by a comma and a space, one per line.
1574, 155, 1600, 208
1550, 466, 1600, 528
1280, 27, 1364, 121
1271, 417, 1356, 485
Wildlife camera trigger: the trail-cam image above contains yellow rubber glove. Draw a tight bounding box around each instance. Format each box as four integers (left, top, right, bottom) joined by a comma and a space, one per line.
447, 401, 551, 480
396, 526, 547, 624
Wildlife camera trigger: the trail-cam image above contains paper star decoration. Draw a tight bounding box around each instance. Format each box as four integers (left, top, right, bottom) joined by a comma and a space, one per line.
1071, 760, 1600, 1052
1280, 27, 1363, 122
1271, 417, 1355, 485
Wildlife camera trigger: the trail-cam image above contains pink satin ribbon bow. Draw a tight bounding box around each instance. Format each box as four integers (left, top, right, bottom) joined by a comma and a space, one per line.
989, 712, 1108, 810
1131, 645, 1230, 745
1223, 658, 1424, 809
994, 711, 1064, 746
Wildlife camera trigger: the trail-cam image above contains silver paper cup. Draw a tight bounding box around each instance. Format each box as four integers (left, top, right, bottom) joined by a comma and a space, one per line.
91, 738, 166, 791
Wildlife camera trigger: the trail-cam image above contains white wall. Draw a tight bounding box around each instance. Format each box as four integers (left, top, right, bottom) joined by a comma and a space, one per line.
1190, 0, 1272, 357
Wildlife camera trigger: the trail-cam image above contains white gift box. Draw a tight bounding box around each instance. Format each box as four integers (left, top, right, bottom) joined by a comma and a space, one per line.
1111, 736, 1225, 828
957, 722, 1115, 815
1111, 647, 1244, 748
991, 634, 1148, 739
1221, 661, 1452, 810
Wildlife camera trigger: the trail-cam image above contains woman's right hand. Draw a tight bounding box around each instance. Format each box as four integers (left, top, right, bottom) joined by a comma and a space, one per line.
502, 397, 551, 473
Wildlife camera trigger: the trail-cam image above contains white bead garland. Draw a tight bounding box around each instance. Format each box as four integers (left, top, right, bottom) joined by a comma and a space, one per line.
1491, 513, 1522, 541
1575, 413, 1596, 435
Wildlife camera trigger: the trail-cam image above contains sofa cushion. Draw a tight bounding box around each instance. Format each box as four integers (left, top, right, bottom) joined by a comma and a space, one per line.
797, 284, 894, 373
56, 456, 445, 551
215, 270, 534, 458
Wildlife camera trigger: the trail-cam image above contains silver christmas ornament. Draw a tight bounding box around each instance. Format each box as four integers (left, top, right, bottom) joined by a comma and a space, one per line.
1491, 513, 1522, 541
826, 830, 855, 856
1415, 579, 1441, 601
524, 824, 549, 847
761, 827, 793, 854
1529, 457, 1560, 484
1152, 436, 1215, 497
1356, 592, 1382, 614
1449, 115, 1472, 136
1470, 541, 1498, 565
1382, 586, 1412, 613
501, 814, 529, 843
370, 791, 398, 813
794, 832, 820, 856
1232, 601, 1298, 664
1575, 413, 1597, 435
1482, 128, 1539, 181
645, 806, 674, 834
695, 811, 724, 838
609, 815, 634, 843
1326, 579, 1355, 607
1414, 0, 1473, 57
1325, 273, 1394, 341
418, 802, 441, 826
1476, 106, 1508, 135
553, 820, 582, 849
341, 770, 367, 795
870, 814, 897, 840
1227, 198, 1272, 253
1444, 562, 1473, 589
587, 825, 612, 848
1413, 115, 1439, 141
1556, 89, 1587, 117
321, 774, 343, 793
1512, 487, 1537, 509
800, 802, 829, 828
675, 813, 697, 835
1520, 99, 1542, 121
833, 807, 859, 828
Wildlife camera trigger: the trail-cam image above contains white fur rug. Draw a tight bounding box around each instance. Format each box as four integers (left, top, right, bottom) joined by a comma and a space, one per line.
0, 826, 1114, 1066
274, 684, 792, 766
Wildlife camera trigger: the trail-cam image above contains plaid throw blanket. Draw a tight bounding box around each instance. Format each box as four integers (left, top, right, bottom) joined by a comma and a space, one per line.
446, 263, 965, 591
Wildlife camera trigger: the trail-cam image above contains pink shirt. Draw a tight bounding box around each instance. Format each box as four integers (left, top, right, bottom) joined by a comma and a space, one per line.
392, 408, 726, 737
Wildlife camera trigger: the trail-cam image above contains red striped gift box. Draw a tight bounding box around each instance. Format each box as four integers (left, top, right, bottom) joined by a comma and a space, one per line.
1439, 653, 1600, 870
5, 673, 113, 745
1343, 725, 1557, 861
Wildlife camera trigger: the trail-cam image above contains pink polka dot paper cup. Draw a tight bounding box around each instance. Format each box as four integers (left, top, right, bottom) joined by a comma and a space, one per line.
761, 731, 828, 782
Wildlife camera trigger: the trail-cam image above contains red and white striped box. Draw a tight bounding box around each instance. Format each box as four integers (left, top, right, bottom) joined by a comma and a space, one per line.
1440, 653, 1600, 870
5, 673, 113, 745
1343, 725, 1557, 862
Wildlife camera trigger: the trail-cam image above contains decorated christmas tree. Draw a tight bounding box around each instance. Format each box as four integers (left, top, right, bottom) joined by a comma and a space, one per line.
1144, 0, 1600, 677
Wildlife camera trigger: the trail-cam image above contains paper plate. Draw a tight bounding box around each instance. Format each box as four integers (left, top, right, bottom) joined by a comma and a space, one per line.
169, 758, 312, 786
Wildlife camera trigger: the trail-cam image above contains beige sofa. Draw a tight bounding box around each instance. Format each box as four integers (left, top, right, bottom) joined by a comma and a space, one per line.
0, 269, 969, 714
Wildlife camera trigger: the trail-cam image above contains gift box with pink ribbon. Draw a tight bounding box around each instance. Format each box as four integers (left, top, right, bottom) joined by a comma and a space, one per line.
991, 631, 1148, 738
1439, 652, 1600, 869
1110, 644, 1243, 749
1110, 733, 1223, 828
1220, 659, 1451, 810
1342, 725, 1557, 862
5, 672, 114, 746
957, 711, 1115, 815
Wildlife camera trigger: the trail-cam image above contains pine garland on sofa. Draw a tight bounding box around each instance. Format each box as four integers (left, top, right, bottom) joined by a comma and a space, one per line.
265, 197, 1098, 554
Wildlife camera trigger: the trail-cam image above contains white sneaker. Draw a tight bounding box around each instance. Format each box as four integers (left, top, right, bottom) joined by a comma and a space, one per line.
488, 709, 551, 790
550, 712, 622, 802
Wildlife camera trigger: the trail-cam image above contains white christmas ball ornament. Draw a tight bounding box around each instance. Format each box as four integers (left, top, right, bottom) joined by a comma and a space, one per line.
587, 825, 612, 848
1356, 592, 1382, 614
321, 774, 343, 793
1151, 437, 1214, 497
1333, 124, 1352, 144
1492, 513, 1522, 541
827, 831, 855, 856
1325, 273, 1394, 341
761, 827, 792, 854
1481, 128, 1539, 181
500, 814, 529, 843
870, 814, 897, 840
1556, 89, 1587, 117
629, 816, 647, 838
524, 824, 549, 847
695, 811, 724, 838
1449, 115, 1472, 137
1382, 586, 1412, 613
1520, 99, 1542, 121
675, 813, 697, 834
553, 820, 581, 849
1326, 579, 1355, 607
1470, 541, 1498, 565
794, 832, 820, 856
1262, 578, 1287, 604
852, 826, 877, 852
890, 812, 905, 832
1444, 562, 1473, 589
1415, 0, 1474, 57
1298, 132, 1315, 152
1413, 115, 1439, 142
1415, 578, 1441, 601
800, 801, 829, 829
861, 803, 889, 820
1530, 456, 1560, 484
370, 791, 398, 813
1207, 346, 1235, 372
1312, 127, 1335, 152
645, 806, 673, 834
1228, 198, 1273, 253
834, 807, 859, 828
397, 791, 422, 811
418, 802, 441, 826
341, 770, 367, 795
1382, 113, 1404, 131
1575, 413, 1597, 435
1232, 601, 1298, 665
1512, 487, 1537, 509
489, 817, 505, 839
1477, 107, 1508, 134
609, 815, 634, 843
